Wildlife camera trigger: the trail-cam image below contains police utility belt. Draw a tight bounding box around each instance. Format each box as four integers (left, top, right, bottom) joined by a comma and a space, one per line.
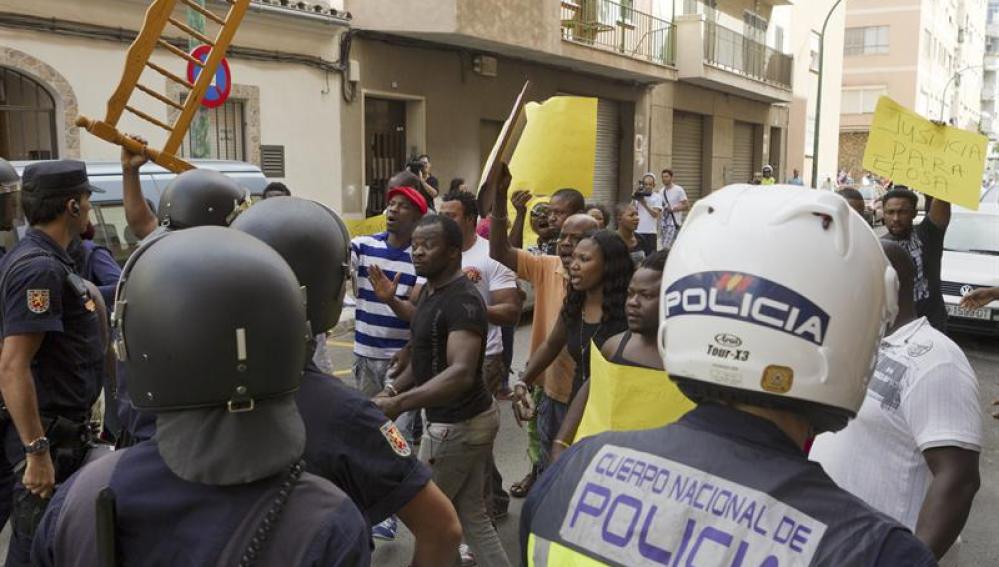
0, 406, 94, 451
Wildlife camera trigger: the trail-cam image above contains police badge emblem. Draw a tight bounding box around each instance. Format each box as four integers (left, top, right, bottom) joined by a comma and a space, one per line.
761, 364, 794, 393
380, 421, 412, 457
27, 289, 50, 314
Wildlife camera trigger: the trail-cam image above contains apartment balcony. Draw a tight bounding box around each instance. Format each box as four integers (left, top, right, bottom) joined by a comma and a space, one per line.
559, 0, 675, 67
345, 0, 675, 83
674, 15, 792, 103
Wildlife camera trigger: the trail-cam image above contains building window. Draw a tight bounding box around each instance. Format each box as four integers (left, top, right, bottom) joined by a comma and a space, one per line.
179, 99, 246, 161
683, 0, 716, 18
842, 87, 888, 114
596, 0, 633, 25
774, 25, 785, 52
844, 26, 889, 56
0, 67, 58, 160
809, 32, 821, 72
743, 11, 768, 44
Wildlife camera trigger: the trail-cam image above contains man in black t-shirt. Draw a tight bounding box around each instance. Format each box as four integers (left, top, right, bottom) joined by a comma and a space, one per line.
882, 187, 950, 332
374, 215, 512, 567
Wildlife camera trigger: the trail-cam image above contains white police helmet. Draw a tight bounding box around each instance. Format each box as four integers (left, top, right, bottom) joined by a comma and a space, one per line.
659, 185, 898, 432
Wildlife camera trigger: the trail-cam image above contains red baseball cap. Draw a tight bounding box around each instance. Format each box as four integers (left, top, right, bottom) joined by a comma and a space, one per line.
386, 186, 428, 215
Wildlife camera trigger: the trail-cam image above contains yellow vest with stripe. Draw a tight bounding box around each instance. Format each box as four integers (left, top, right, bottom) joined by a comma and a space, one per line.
575, 342, 693, 441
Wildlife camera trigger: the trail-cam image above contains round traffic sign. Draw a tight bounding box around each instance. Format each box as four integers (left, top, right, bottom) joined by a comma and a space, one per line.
186, 44, 232, 109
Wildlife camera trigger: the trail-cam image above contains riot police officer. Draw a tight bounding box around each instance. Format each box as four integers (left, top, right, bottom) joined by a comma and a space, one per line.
0, 160, 105, 565
521, 185, 939, 566
232, 196, 462, 566
0, 158, 22, 248
115, 163, 250, 445
33, 226, 370, 566
0, 157, 21, 529
120, 140, 250, 241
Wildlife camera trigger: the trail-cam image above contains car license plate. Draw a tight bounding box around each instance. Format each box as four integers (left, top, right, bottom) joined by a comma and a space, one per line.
945, 304, 991, 320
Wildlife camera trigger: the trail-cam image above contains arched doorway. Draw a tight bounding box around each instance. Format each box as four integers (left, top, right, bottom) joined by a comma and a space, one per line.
0, 67, 58, 160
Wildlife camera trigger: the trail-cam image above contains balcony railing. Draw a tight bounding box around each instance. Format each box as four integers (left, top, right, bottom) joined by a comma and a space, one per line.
560, 0, 675, 67
703, 20, 791, 88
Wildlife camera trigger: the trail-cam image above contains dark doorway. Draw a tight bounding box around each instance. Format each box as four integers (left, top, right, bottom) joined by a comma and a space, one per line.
769, 126, 782, 182
364, 97, 407, 217
0, 68, 58, 160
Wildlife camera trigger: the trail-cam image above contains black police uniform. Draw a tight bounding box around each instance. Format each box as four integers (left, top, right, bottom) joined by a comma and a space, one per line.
521, 404, 938, 566
117, 357, 434, 526
299, 358, 432, 525
33, 441, 370, 566
0, 228, 103, 564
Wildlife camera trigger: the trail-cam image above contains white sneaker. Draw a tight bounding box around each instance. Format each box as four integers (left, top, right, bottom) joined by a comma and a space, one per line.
458, 543, 477, 566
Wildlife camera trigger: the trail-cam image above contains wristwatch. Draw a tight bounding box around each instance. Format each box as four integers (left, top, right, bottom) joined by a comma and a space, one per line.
23, 436, 50, 455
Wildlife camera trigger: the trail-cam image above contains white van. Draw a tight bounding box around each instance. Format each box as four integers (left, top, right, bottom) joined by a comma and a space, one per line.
9, 160, 268, 265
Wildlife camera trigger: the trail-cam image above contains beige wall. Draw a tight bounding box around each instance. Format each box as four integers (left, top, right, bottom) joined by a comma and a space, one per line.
340, 36, 660, 214
840, 0, 921, 134
647, 81, 787, 191
0, 0, 349, 209
774, 0, 844, 186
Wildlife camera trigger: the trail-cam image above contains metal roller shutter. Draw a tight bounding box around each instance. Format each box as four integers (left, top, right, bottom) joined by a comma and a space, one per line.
592, 98, 621, 208
671, 112, 704, 201
731, 121, 756, 185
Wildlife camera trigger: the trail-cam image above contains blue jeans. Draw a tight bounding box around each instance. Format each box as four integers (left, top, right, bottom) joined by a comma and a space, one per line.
352, 354, 420, 443
536, 393, 569, 475
352, 354, 392, 397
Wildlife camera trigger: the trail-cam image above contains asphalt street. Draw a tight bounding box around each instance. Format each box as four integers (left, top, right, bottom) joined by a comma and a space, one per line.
0, 322, 993, 565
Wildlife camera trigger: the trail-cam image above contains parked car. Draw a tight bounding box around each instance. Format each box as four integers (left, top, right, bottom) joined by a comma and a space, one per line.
9, 160, 268, 265
940, 205, 999, 335
982, 183, 999, 206
857, 185, 886, 225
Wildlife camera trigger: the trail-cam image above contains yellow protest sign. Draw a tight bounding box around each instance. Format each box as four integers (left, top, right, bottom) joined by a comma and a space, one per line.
863, 96, 985, 210
575, 342, 694, 441
509, 96, 598, 197
344, 214, 386, 238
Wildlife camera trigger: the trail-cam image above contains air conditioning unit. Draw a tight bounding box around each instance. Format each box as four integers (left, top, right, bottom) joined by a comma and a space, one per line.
473, 55, 498, 77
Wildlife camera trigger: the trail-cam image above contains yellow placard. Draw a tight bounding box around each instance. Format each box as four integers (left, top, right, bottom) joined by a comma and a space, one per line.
575, 341, 694, 441
509, 96, 598, 197
344, 214, 386, 238
863, 96, 985, 210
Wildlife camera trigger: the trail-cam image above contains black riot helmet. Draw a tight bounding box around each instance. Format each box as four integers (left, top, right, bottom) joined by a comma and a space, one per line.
0, 158, 22, 232
0, 158, 18, 190
231, 196, 351, 336
157, 169, 251, 230
112, 226, 308, 411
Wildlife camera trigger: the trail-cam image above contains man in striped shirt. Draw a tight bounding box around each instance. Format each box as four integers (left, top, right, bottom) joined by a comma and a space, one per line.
350, 181, 427, 397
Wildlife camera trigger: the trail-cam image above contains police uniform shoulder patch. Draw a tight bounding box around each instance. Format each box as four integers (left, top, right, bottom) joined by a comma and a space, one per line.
26, 289, 50, 314
380, 420, 412, 457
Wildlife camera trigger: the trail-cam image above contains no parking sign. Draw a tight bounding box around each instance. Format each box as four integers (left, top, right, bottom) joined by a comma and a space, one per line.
187, 45, 232, 109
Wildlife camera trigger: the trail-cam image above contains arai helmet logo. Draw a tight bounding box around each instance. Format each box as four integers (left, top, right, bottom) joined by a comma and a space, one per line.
665, 271, 830, 346
714, 333, 742, 347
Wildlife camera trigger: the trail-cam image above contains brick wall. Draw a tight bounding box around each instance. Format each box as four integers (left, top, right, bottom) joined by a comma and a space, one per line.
838, 131, 869, 180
